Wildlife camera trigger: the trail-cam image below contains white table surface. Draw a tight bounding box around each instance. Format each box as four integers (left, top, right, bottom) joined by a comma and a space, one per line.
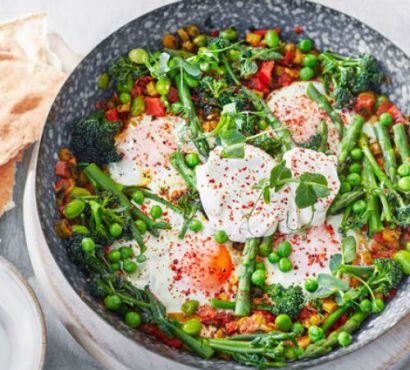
0, 0, 409, 369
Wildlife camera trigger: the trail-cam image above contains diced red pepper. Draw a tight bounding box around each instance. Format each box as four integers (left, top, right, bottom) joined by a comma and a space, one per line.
331, 313, 348, 332
376, 101, 393, 115
131, 86, 142, 98
145, 97, 166, 117
54, 178, 74, 194
255, 310, 275, 324
373, 231, 385, 245
167, 86, 179, 104
210, 31, 219, 37
254, 29, 268, 36
278, 72, 295, 87
355, 92, 375, 113
141, 324, 183, 349
282, 48, 296, 66
385, 288, 398, 301
55, 160, 71, 178
293, 25, 304, 34
387, 105, 405, 123
246, 76, 269, 93
105, 108, 119, 122
257, 61, 275, 85
225, 320, 239, 334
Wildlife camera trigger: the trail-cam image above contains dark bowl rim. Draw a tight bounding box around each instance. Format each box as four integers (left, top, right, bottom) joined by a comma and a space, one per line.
35, 0, 410, 368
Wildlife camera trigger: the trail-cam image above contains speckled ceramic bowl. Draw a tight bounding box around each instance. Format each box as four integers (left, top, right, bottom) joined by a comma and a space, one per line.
35, 0, 410, 368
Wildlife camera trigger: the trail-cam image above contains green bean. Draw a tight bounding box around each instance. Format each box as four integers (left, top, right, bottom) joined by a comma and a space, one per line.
393, 123, 410, 163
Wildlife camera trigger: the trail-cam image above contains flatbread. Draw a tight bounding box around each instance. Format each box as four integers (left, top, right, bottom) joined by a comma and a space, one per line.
0, 155, 18, 217
0, 13, 48, 63
0, 52, 66, 166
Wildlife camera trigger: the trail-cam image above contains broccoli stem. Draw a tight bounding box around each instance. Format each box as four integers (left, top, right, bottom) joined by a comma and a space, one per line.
306, 82, 344, 137
374, 121, 398, 182
170, 151, 197, 192
319, 120, 328, 153
320, 305, 349, 332
235, 238, 260, 317
175, 73, 209, 157
84, 164, 146, 251
301, 310, 369, 359
328, 189, 365, 215
131, 207, 171, 236
337, 114, 365, 167
393, 123, 410, 163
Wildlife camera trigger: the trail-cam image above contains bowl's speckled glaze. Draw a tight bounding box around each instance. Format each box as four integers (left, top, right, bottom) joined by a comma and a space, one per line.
35, 0, 410, 368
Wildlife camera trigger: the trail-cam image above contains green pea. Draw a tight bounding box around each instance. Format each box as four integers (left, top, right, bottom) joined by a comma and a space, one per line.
170, 101, 184, 114
128, 48, 149, 65
193, 34, 207, 47
123, 260, 138, 274
104, 294, 122, 311
350, 148, 363, 161
251, 269, 266, 286
303, 54, 318, 68
359, 299, 372, 313
108, 249, 121, 263
97, 72, 110, 90
185, 153, 200, 168
70, 186, 91, 197
304, 278, 319, 293
349, 162, 361, 174
393, 250, 410, 275
299, 67, 315, 81
277, 241, 292, 257
119, 92, 131, 104
63, 199, 85, 220
398, 163, 410, 177
338, 331, 352, 347
255, 261, 266, 271
81, 237, 95, 253
182, 318, 202, 336
132, 190, 145, 204
379, 112, 393, 127
124, 311, 141, 328
298, 38, 314, 53
278, 257, 292, 272
347, 173, 361, 186
110, 262, 120, 271
131, 96, 145, 116
275, 314, 292, 332
398, 176, 410, 192
340, 181, 352, 194
109, 223, 123, 237
214, 230, 228, 243
221, 27, 238, 41
184, 73, 199, 88
72, 225, 90, 235
136, 254, 147, 263
189, 219, 203, 232
150, 205, 163, 219
295, 346, 305, 357
156, 78, 171, 96
116, 74, 133, 93
268, 251, 280, 264
181, 300, 199, 316
264, 30, 280, 48
135, 220, 147, 234
352, 200, 366, 214
120, 246, 133, 260
308, 326, 324, 343
228, 49, 241, 61
284, 347, 297, 361
291, 322, 305, 336
258, 119, 269, 130
372, 298, 385, 314
406, 241, 410, 252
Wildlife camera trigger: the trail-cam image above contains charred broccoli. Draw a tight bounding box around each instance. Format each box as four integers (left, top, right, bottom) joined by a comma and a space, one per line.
320, 51, 384, 109
70, 111, 121, 165
265, 283, 305, 318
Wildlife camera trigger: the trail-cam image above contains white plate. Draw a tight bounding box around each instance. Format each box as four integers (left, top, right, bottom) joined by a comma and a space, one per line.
0, 257, 46, 370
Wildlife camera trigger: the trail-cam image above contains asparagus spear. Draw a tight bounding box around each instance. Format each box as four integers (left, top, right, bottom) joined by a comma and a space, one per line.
374, 121, 397, 182
170, 151, 197, 191
337, 114, 365, 166
211, 298, 273, 312
328, 189, 365, 215
319, 120, 328, 153
235, 238, 260, 316
301, 310, 370, 358
320, 305, 349, 332
393, 123, 410, 163
306, 82, 344, 137
175, 73, 209, 157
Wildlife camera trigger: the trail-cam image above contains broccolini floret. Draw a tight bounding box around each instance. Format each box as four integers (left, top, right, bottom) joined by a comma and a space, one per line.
265, 283, 305, 318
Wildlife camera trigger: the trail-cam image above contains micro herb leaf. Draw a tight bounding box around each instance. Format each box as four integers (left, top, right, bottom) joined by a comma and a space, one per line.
341, 236, 357, 263
318, 273, 350, 291
173, 56, 201, 77
263, 187, 271, 204
220, 129, 246, 158
330, 253, 342, 274
239, 58, 258, 78
251, 48, 283, 61
269, 161, 292, 191
295, 173, 329, 209
149, 52, 170, 78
